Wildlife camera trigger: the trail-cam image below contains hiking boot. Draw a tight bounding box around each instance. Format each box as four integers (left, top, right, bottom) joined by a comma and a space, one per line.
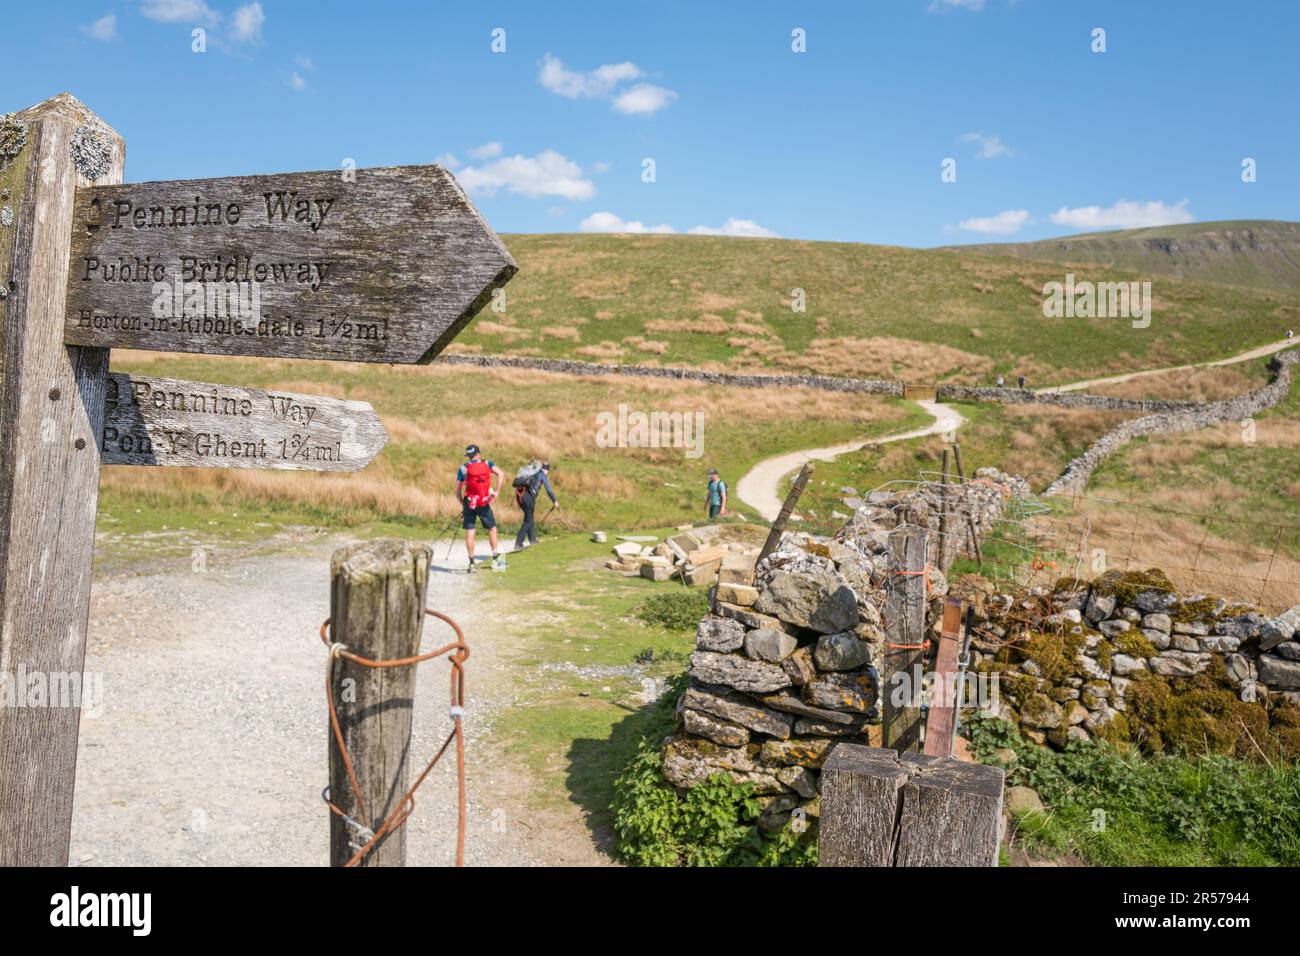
491, 554, 507, 570
466, 560, 477, 574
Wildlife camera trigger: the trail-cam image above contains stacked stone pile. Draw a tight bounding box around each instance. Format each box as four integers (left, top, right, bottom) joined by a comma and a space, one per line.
659, 468, 1027, 830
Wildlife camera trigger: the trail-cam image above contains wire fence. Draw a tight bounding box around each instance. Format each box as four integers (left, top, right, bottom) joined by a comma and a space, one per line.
785, 468, 1298, 614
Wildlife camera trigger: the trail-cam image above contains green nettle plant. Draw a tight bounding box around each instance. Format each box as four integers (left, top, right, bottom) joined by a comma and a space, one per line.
966, 715, 1300, 866
609, 674, 818, 867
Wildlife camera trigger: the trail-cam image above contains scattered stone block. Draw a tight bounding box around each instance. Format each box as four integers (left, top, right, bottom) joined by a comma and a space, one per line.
719, 551, 757, 586
640, 562, 673, 582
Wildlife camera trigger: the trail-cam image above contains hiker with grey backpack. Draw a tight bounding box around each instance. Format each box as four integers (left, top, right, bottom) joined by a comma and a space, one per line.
513, 460, 558, 551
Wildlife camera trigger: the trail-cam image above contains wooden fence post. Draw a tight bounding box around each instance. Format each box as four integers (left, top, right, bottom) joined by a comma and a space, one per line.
0, 94, 124, 865
758, 462, 813, 564
327, 539, 431, 866
819, 743, 1004, 867
881, 524, 927, 752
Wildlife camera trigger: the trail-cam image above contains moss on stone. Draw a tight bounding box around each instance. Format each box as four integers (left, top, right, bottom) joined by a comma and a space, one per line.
1022, 630, 1086, 683
1095, 640, 1113, 672
1123, 670, 1289, 760
1089, 568, 1174, 605
1170, 596, 1219, 625
1114, 630, 1157, 658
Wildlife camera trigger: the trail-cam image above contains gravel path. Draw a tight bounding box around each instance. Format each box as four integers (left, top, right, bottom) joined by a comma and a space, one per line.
735, 399, 967, 521
69, 536, 543, 867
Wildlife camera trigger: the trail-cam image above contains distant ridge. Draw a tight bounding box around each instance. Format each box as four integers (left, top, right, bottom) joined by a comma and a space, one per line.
944, 220, 1300, 292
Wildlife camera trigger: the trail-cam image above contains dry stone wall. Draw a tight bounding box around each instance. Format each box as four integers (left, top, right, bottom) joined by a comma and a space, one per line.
659, 468, 1025, 831
970, 573, 1300, 755
1046, 349, 1299, 495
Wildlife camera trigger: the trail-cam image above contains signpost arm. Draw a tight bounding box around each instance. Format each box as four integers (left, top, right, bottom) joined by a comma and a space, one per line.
0, 94, 123, 865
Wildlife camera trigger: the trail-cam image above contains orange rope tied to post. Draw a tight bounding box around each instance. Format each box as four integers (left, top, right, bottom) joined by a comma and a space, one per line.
319, 608, 470, 868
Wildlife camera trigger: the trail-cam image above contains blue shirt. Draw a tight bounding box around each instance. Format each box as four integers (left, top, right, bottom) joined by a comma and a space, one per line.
708, 478, 727, 505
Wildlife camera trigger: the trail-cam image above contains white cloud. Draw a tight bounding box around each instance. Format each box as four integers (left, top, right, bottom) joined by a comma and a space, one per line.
612, 83, 677, 115
289, 72, 306, 91
457, 150, 595, 201
434, 152, 460, 169
956, 209, 1030, 235
959, 131, 1014, 159
82, 14, 116, 41
580, 211, 675, 234
140, 0, 218, 24
929, 0, 986, 11
230, 2, 264, 42
1049, 199, 1194, 231
539, 54, 641, 98
469, 141, 503, 160
688, 218, 779, 238
539, 53, 676, 114
589, 161, 611, 174
295, 54, 314, 71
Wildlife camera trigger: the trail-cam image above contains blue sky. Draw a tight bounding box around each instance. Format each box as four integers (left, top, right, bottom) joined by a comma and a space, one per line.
5, 0, 1298, 246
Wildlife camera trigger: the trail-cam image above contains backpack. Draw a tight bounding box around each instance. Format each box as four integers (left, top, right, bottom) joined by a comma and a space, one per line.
512, 460, 543, 491
462, 459, 493, 505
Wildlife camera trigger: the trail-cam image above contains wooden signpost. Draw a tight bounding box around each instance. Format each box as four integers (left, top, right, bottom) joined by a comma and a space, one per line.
0, 93, 514, 865
65, 166, 516, 364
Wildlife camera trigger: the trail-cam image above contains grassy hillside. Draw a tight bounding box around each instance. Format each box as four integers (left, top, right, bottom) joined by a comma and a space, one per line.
447, 232, 1300, 387
949, 220, 1300, 293
97, 351, 927, 545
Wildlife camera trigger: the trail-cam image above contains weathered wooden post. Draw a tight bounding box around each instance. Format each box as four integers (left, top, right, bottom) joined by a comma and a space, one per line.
0, 90, 511, 863
881, 523, 927, 752
819, 743, 1004, 867
327, 539, 432, 866
758, 462, 813, 564
0, 94, 123, 865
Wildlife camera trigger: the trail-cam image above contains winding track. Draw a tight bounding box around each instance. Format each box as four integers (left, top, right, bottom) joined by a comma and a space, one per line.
735, 338, 1294, 521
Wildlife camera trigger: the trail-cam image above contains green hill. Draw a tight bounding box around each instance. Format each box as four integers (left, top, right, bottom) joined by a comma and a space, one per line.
453, 231, 1300, 387
947, 220, 1300, 293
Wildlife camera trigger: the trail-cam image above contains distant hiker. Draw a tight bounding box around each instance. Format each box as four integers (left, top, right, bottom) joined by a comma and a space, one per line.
996, 375, 1005, 388
1288, 329, 1295, 340
706, 468, 728, 520
455, 444, 505, 572
1017, 375, 1026, 389
513, 460, 558, 550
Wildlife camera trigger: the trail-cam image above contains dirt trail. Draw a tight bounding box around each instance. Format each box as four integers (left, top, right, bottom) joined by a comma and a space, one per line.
735, 339, 1294, 520
1037, 337, 1294, 394
736, 400, 966, 521
69, 535, 606, 867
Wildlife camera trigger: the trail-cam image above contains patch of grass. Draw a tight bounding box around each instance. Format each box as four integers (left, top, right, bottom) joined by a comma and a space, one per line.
635, 590, 711, 631
473, 531, 706, 829
967, 715, 1300, 866
100, 352, 917, 534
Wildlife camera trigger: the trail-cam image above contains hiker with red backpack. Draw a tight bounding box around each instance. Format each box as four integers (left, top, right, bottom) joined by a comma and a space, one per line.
513, 461, 558, 551
455, 444, 506, 572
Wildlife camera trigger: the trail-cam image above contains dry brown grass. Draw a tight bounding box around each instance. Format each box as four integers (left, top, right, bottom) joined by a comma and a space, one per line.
754, 336, 996, 383
1090, 363, 1263, 402
645, 315, 731, 336
575, 341, 627, 360
1047, 499, 1300, 613
540, 325, 581, 341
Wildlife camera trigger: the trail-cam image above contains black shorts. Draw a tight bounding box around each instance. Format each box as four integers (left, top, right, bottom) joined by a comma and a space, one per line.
462, 502, 496, 530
